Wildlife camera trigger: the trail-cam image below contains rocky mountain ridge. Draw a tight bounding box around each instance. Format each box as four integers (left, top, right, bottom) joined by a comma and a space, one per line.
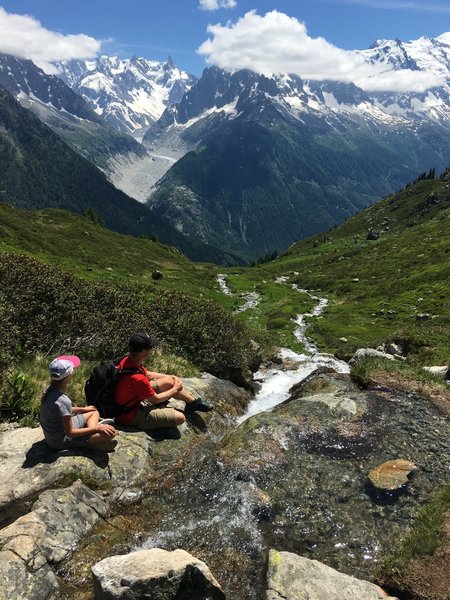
56, 55, 196, 134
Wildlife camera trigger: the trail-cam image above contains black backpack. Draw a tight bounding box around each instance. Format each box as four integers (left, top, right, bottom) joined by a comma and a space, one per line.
84, 358, 141, 418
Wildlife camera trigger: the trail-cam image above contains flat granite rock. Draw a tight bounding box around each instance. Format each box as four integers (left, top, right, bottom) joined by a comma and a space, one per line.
368, 460, 417, 491
92, 548, 226, 600
0, 427, 151, 526
0, 480, 109, 600
266, 550, 398, 600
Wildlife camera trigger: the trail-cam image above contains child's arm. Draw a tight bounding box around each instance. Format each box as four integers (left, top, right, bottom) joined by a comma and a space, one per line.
71, 405, 97, 415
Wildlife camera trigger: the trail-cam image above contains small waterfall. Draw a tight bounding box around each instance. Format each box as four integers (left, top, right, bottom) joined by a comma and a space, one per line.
237, 280, 349, 423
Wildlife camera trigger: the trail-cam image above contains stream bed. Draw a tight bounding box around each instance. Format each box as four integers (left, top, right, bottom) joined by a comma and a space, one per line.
59, 276, 450, 599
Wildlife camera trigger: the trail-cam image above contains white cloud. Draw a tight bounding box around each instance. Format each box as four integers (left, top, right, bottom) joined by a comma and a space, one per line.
197, 10, 443, 93
0, 7, 101, 73
199, 0, 237, 11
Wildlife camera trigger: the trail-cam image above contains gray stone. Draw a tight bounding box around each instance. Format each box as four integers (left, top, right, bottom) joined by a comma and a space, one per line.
92, 548, 225, 599
0, 428, 150, 523
349, 348, 398, 364
266, 550, 397, 600
0, 480, 108, 599
184, 374, 252, 421
423, 365, 449, 379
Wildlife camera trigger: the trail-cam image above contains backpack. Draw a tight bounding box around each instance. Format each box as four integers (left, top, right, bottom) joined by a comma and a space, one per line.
84, 358, 141, 418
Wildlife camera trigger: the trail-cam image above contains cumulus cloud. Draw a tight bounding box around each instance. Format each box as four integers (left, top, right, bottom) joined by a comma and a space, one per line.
199, 0, 237, 11
0, 7, 101, 73
197, 10, 443, 93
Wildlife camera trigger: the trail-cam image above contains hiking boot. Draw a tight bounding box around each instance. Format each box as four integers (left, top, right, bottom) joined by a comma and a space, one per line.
184, 398, 213, 413
99, 418, 115, 425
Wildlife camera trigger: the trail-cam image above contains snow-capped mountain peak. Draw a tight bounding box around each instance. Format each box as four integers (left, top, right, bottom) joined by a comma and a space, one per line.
56, 56, 197, 134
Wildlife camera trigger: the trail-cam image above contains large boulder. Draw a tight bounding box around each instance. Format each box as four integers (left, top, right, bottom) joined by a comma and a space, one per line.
266, 550, 397, 600
92, 548, 226, 599
0, 480, 108, 600
0, 428, 150, 528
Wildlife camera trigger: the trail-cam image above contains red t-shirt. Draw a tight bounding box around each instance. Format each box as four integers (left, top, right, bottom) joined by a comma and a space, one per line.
114, 356, 155, 425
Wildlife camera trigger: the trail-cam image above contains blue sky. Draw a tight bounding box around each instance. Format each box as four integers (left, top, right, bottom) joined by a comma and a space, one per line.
0, 0, 448, 76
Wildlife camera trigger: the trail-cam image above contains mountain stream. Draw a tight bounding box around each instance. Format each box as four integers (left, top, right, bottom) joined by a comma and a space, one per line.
61, 275, 450, 600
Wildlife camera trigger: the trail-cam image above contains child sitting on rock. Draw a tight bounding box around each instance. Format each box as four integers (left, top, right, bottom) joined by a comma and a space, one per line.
40, 355, 117, 451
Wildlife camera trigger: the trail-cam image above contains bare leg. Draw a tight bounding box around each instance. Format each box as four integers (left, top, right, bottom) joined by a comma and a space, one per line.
152, 376, 196, 403
85, 410, 100, 427
85, 410, 116, 446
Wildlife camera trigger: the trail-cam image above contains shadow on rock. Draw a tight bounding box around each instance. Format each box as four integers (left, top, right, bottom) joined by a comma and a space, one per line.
186, 412, 208, 433
22, 440, 110, 469
147, 427, 182, 442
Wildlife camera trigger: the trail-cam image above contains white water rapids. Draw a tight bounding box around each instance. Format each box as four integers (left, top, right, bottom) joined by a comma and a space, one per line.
216, 275, 350, 423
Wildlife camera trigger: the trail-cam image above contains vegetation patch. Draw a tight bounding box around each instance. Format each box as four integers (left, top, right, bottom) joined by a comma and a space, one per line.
376, 483, 450, 600
0, 254, 253, 420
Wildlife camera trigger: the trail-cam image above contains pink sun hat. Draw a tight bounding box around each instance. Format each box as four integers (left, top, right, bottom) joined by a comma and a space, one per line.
49, 355, 81, 380
56, 355, 81, 368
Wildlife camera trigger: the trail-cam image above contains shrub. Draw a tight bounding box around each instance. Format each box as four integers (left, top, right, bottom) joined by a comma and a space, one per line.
0, 370, 37, 422
0, 253, 252, 387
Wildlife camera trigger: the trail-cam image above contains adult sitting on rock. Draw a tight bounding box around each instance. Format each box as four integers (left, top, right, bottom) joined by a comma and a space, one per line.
40, 356, 117, 451
114, 332, 213, 432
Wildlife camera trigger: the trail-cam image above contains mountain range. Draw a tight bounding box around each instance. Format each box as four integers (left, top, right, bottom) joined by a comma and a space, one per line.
1, 31, 450, 263
56, 55, 196, 135
142, 31, 450, 260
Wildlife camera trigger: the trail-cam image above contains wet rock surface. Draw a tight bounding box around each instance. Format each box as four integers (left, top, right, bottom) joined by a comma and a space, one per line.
92, 548, 225, 599
266, 549, 398, 600
217, 373, 449, 581
59, 371, 450, 600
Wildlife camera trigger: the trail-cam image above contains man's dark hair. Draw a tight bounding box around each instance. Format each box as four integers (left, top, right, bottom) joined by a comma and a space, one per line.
129, 332, 160, 352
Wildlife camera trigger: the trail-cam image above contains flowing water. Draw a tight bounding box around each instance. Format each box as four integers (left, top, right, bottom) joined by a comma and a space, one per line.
130, 276, 355, 598
62, 274, 450, 599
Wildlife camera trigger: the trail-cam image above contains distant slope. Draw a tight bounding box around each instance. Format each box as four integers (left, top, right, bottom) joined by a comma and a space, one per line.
0, 53, 150, 193
0, 86, 242, 265
258, 172, 450, 362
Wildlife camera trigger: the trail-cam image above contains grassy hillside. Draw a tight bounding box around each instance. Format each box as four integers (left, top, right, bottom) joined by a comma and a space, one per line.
231, 175, 450, 365
1, 172, 449, 365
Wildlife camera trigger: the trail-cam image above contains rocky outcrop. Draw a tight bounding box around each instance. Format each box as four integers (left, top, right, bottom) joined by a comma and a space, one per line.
266, 550, 398, 600
218, 372, 450, 579
0, 428, 151, 528
0, 374, 250, 528
0, 373, 251, 599
91, 548, 226, 599
349, 348, 405, 364
0, 480, 109, 600
423, 365, 449, 379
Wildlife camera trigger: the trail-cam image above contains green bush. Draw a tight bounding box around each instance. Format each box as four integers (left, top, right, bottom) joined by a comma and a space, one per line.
0, 253, 252, 387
